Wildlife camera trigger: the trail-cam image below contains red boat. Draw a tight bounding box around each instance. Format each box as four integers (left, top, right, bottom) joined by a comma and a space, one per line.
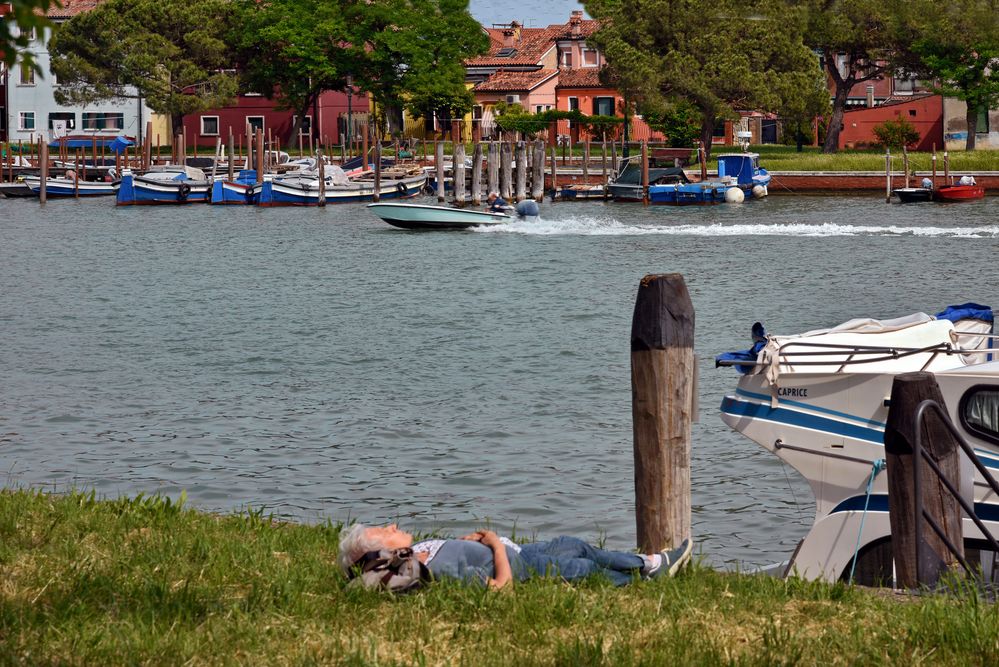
934, 184, 985, 202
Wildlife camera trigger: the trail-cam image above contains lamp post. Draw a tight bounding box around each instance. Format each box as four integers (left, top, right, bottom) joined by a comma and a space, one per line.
346, 74, 353, 159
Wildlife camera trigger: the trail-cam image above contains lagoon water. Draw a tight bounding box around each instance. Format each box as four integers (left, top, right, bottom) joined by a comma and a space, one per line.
1, 194, 996, 569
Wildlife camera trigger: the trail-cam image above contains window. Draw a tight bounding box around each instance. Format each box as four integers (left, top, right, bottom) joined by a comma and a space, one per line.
82, 112, 124, 130
593, 97, 614, 116
48, 112, 76, 131
19, 62, 34, 85
201, 116, 220, 135
560, 49, 573, 68
961, 386, 999, 445
976, 106, 990, 134
581, 47, 599, 67
299, 115, 312, 135
536, 105, 543, 114
246, 116, 265, 133
19, 112, 35, 131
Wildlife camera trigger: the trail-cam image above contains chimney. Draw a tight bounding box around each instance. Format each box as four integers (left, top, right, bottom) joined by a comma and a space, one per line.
502, 21, 521, 48
866, 85, 875, 108
570, 10, 582, 36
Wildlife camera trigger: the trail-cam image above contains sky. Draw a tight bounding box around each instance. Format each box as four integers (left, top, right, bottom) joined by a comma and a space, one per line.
468, 0, 588, 28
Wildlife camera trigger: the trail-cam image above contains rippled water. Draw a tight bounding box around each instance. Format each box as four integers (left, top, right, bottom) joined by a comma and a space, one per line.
1, 194, 995, 568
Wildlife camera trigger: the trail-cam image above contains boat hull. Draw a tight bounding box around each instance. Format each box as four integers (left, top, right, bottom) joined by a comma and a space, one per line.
116, 174, 210, 205
894, 187, 933, 203
255, 174, 427, 207
210, 180, 255, 205
367, 202, 510, 229
24, 176, 118, 197
649, 182, 730, 204
934, 184, 985, 201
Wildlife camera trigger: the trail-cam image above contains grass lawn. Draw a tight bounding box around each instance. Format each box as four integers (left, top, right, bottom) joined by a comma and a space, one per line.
752, 146, 999, 173
2, 489, 997, 666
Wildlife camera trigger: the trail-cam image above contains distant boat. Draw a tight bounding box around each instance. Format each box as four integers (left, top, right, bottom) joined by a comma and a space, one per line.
117, 166, 211, 205
210, 169, 258, 205
649, 180, 741, 204
255, 167, 426, 207
23, 175, 119, 197
716, 152, 770, 197
368, 202, 512, 229
893, 187, 933, 203
608, 161, 690, 201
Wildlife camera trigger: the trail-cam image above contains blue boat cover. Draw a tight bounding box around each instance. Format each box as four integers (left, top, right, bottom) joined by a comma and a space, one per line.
936, 303, 993, 323
715, 322, 768, 373
107, 136, 135, 154
48, 136, 133, 150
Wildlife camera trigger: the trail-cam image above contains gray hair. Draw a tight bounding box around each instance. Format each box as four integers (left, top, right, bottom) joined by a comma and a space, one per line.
488, 191, 498, 198
337, 523, 384, 575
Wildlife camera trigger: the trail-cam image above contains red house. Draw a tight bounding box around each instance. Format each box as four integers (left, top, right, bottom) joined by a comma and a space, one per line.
837, 93, 943, 151
181, 89, 369, 149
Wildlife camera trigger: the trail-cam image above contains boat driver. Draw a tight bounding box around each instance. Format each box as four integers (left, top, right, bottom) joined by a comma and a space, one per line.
486, 191, 508, 212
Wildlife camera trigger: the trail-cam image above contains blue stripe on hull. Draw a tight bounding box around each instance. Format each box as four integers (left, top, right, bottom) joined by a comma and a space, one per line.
117, 176, 207, 204
831, 494, 999, 522
255, 183, 419, 206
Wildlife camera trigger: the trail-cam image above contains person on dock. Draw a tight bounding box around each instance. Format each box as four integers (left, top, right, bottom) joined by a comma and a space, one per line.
486, 191, 508, 212
339, 523, 692, 591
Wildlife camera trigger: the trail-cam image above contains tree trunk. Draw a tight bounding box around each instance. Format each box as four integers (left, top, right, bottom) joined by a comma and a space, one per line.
823, 80, 852, 154
171, 113, 185, 143
965, 105, 978, 151
699, 112, 715, 162
288, 95, 315, 147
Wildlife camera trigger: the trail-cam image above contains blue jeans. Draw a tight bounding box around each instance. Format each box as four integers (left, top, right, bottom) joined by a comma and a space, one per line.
518, 536, 645, 586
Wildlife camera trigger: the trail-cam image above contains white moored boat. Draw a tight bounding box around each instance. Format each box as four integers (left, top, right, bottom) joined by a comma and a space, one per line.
23, 174, 119, 197
367, 202, 512, 229
716, 304, 999, 585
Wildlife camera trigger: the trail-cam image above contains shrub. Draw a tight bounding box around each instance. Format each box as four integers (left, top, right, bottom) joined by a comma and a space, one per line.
872, 116, 921, 149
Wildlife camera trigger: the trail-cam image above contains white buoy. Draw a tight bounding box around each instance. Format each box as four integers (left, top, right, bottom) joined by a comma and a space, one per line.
752, 185, 767, 199
725, 187, 745, 203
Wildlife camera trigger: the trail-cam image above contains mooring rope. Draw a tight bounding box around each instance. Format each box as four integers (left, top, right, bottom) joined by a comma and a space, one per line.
848, 457, 888, 585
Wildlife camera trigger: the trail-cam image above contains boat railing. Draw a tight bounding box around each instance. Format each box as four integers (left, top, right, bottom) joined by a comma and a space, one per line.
716, 337, 999, 374
912, 399, 999, 585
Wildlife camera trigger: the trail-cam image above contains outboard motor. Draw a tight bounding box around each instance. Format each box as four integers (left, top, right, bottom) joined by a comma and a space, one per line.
515, 199, 539, 218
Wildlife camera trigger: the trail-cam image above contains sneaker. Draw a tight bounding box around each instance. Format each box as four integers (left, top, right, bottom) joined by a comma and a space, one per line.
647, 538, 692, 579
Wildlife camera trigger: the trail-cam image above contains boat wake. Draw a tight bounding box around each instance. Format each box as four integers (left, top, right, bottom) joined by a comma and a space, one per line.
473, 217, 999, 238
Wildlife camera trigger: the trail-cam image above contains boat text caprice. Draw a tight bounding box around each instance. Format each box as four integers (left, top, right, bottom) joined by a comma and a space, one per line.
716, 304, 999, 585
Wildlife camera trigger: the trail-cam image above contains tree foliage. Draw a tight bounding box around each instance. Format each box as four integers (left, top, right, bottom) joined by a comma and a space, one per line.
910, 0, 999, 150
872, 115, 921, 148
1, 0, 57, 71
583, 0, 826, 157
640, 100, 701, 148
49, 0, 238, 133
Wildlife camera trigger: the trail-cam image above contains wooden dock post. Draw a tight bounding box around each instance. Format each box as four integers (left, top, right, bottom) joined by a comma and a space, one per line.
903, 146, 910, 189
227, 130, 235, 182
435, 140, 445, 202
500, 141, 513, 200
362, 126, 369, 172
487, 141, 499, 196
601, 136, 608, 198
884, 372, 964, 588
582, 138, 589, 181
532, 139, 545, 201
944, 151, 950, 184
631, 273, 694, 554
373, 137, 382, 202
471, 142, 483, 206
317, 148, 326, 207
641, 141, 650, 205
885, 149, 892, 203
453, 141, 466, 206
611, 140, 617, 175
515, 141, 527, 202
550, 146, 558, 199
932, 144, 937, 187
39, 142, 49, 204
255, 129, 265, 181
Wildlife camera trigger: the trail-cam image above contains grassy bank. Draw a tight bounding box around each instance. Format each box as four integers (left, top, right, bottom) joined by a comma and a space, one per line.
753, 146, 999, 173
1, 490, 997, 666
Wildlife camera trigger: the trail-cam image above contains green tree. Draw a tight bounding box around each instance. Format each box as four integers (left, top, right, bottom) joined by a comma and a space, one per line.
799, 0, 919, 153
910, 0, 999, 150
1, 0, 57, 72
49, 0, 238, 134
349, 0, 487, 135
872, 115, 921, 149
640, 99, 701, 148
584, 0, 826, 158
230, 0, 357, 142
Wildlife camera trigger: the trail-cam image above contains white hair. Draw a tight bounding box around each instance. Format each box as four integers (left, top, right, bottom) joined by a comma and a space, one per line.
488, 191, 499, 198
337, 523, 384, 575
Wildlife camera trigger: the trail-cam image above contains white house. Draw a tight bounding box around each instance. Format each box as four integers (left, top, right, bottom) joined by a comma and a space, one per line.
4, 1, 153, 146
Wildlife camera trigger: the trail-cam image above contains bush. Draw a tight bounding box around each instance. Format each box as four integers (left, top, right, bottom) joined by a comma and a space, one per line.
872, 116, 921, 149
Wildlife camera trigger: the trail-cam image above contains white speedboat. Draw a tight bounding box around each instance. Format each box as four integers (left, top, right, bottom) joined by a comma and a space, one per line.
716, 304, 999, 584
367, 202, 513, 229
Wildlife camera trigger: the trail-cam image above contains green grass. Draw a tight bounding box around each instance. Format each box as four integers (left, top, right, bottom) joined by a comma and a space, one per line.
2, 489, 997, 666
751, 145, 999, 173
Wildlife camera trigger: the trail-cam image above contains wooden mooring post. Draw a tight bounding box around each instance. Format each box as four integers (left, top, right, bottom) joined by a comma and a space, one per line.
549, 146, 557, 199
500, 141, 513, 200
373, 137, 382, 202
435, 141, 445, 202
317, 148, 327, 207
532, 139, 545, 202
884, 372, 964, 588
453, 141, 466, 206
932, 144, 937, 187
631, 273, 694, 554
885, 149, 892, 203
471, 142, 483, 206
39, 142, 49, 204
487, 141, 499, 196
515, 141, 527, 202
944, 151, 950, 184
903, 147, 910, 189
641, 141, 650, 205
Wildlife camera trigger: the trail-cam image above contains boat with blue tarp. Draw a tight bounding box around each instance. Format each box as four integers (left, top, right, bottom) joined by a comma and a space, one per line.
211, 170, 258, 205
116, 165, 211, 205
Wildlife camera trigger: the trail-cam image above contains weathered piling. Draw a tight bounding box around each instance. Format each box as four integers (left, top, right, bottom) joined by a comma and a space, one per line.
515, 141, 527, 202
255, 129, 265, 181
885, 149, 892, 203
884, 372, 964, 588
500, 141, 513, 200
641, 141, 649, 205
317, 149, 326, 207
73, 150, 79, 198
435, 141, 445, 202
601, 137, 608, 197
631, 273, 694, 554
611, 140, 617, 174
487, 141, 499, 196
550, 146, 557, 198
362, 127, 369, 172
373, 137, 382, 203
944, 151, 950, 183
454, 141, 466, 206
39, 142, 48, 204
227, 131, 235, 182
143, 121, 153, 171
903, 147, 910, 189
932, 144, 937, 186
532, 139, 545, 202
582, 139, 589, 181
471, 142, 483, 206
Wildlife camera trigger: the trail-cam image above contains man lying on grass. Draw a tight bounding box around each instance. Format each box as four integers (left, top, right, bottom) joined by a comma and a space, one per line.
338, 523, 692, 590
